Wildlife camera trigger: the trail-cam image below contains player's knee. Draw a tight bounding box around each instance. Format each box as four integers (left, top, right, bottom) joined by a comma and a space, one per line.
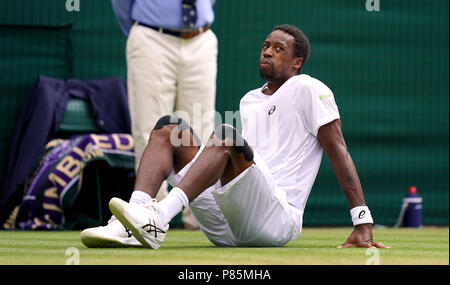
150, 115, 177, 142
153, 115, 179, 131
152, 115, 202, 147
204, 142, 233, 161
213, 123, 237, 140
212, 124, 254, 162
149, 125, 174, 144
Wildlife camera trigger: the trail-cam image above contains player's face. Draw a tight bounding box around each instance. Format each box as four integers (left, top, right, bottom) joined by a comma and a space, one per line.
259, 30, 300, 82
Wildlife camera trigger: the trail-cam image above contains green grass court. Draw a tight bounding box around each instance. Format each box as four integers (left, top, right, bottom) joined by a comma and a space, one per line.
0, 227, 447, 265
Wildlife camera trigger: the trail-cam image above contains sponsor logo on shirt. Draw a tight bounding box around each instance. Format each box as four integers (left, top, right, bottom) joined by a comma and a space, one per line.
268, 105, 276, 115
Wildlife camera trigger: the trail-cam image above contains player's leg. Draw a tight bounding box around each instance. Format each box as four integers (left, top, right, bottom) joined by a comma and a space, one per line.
109, 124, 258, 248
164, 125, 302, 247
177, 125, 254, 202
133, 116, 201, 198
174, 126, 255, 247
109, 123, 302, 248
210, 160, 303, 247
81, 115, 200, 248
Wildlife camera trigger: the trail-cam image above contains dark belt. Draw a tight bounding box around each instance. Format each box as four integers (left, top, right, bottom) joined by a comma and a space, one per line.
137, 22, 210, 39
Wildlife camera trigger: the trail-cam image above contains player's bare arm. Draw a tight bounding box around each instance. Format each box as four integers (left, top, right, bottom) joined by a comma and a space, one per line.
317, 119, 390, 249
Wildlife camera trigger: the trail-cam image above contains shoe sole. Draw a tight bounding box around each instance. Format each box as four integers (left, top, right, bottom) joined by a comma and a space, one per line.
80, 231, 142, 248
109, 198, 155, 249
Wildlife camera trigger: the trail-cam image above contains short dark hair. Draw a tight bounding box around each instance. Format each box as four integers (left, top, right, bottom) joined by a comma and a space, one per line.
272, 24, 310, 73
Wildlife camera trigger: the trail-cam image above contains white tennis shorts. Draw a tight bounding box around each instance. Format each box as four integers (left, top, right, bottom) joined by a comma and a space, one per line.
167, 145, 303, 247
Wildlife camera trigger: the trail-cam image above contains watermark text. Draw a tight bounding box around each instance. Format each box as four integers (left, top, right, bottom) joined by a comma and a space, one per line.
365, 0, 380, 11
66, 0, 80, 12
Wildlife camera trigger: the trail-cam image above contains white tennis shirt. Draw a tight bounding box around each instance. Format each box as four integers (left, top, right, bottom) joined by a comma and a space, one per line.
239, 74, 340, 212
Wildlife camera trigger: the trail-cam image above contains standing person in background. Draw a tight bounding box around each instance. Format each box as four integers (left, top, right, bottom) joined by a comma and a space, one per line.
110, 0, 218, 230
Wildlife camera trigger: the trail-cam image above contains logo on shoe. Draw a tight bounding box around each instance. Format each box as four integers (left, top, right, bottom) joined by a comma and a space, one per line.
124, 227, 133, 238
142, 222, 166, 238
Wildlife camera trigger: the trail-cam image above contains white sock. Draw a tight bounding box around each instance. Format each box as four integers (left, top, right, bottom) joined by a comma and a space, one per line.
129, 190, 153, 205
157, 187, 189, 226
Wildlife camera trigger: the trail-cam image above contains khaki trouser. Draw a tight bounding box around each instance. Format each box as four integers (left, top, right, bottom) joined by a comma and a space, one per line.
126, 23, 218, 229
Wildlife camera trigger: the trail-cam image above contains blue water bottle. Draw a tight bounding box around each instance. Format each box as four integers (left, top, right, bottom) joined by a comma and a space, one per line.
401, 186, 423, 227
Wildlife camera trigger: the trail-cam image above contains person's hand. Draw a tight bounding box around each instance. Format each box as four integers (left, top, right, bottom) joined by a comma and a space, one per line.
337, 224, 391, 248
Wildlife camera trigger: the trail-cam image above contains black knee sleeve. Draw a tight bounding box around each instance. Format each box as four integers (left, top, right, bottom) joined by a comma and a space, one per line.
153, 115, 202, 146
213, 124, 254, 162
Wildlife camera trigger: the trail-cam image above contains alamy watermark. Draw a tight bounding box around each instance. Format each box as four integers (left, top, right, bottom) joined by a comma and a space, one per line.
66, 0, 80, 12
365, 247, 380, 265
166, 103, 279, 148
365, 0, 380, 11
65, 247, 80, 265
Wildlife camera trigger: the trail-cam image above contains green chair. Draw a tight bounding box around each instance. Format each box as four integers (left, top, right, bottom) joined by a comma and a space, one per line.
58, 98, 104, 227
58, 98, 101, 136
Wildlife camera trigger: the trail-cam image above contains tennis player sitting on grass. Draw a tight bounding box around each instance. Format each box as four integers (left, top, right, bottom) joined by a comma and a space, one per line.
81, 24, 389, 249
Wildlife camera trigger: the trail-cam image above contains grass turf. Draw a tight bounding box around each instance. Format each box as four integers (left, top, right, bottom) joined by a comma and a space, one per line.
0, 227, 447, 265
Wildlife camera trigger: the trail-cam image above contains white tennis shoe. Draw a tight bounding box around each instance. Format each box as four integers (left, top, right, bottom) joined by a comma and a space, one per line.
108, 197, 169, 249
80, 216, 143, 248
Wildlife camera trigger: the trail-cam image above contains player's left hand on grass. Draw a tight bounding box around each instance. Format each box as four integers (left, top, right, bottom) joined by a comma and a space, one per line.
337, 224, 391, 248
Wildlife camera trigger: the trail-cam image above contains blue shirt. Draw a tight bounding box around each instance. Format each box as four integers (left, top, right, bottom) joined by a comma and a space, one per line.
111, 0, 215, 36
